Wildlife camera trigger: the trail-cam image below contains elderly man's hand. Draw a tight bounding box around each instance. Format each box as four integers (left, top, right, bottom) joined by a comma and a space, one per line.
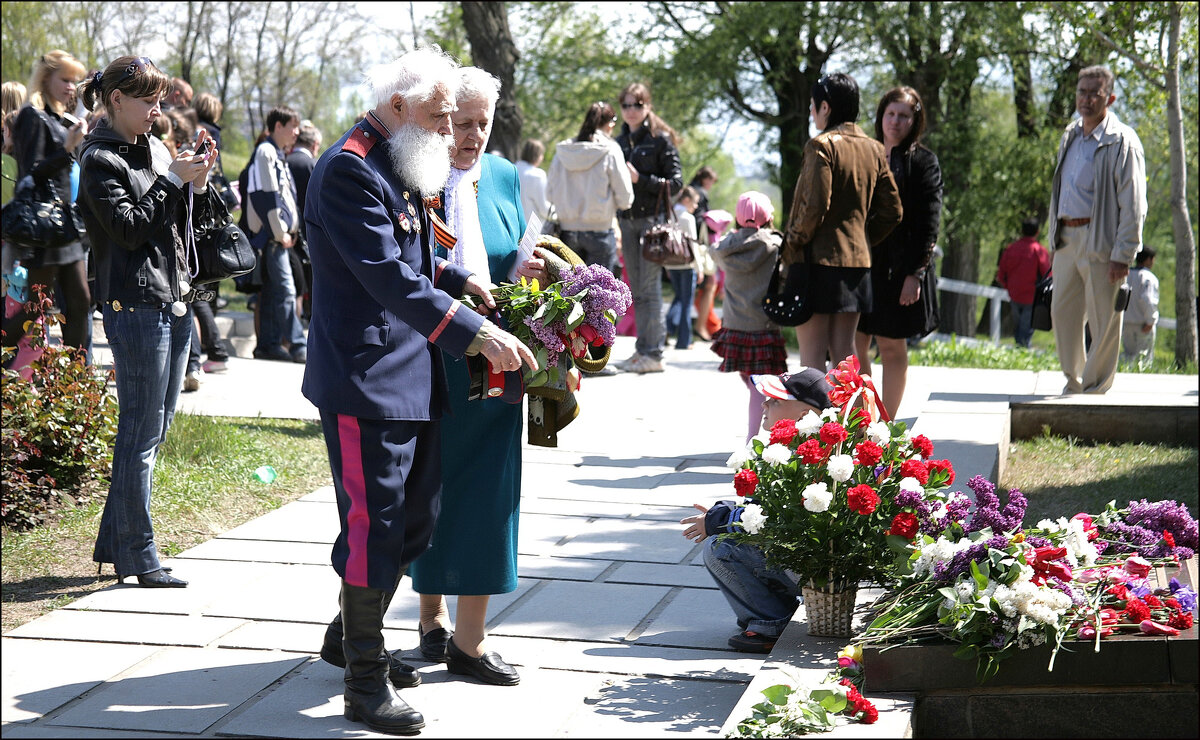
463, 274, 497, 314
479, 323, 539, 373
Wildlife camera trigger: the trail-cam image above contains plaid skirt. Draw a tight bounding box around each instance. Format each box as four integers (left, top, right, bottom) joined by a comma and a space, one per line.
710, 328, 788, 374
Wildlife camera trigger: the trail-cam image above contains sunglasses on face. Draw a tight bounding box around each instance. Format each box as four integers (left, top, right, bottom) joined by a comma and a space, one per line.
621, 102, 645, 110
116, 57, 154, 86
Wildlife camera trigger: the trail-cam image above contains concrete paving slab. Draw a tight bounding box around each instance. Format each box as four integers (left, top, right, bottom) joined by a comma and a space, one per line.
202, 563, 341, 623
173, 357, 316, 421
180, 538, 332, 566
2, 640, 158, 724
215, 620, 329, 654
1, 725, 195, 738
46, 647, 307, 733
603, 562, 716, 590
633, 588, 737, 650
514, 554, 613, 581
298, 485, 336, 503
381, 579, 538, 629
555, 672, 742, 737
630, 504, 712, 523
518, 493, 638, 520
532, 463, 677, 492
516, 513, 595, 556
554, 518, 697, 565
5, 611, 243, 648
490, 581, 670, 641
218, 501, 340, 543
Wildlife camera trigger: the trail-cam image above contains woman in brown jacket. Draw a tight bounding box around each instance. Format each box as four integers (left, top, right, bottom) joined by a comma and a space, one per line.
782, 73, 902, 370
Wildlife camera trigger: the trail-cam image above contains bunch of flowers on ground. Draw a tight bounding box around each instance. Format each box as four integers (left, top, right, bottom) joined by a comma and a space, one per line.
726, 357, 956, 591
463, 237, 630, 389
860, 480, 1198, 681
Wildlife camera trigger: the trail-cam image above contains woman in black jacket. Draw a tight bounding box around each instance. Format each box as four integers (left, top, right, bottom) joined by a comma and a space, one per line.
3, 50, 90, 352
855, 86, 944, 419
77, 56, 224, 588
614, 82, 682, 374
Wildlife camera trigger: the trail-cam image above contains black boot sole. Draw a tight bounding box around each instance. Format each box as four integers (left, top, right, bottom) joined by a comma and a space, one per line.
344, 705, 424, 735
320, 644, 421, 689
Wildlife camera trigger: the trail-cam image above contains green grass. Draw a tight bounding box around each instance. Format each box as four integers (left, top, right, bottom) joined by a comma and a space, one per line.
1, 414, 331, 632
1001, 434, 1199, 524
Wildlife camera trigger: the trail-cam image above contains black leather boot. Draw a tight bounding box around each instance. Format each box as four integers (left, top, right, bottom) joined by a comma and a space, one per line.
321, 568, 420, 688
340, 582, 424, 735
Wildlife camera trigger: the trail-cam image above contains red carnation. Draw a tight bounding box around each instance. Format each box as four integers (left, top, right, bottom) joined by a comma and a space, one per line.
1143, 594, 1162, 608
733, 469, 758, 497
797, 439, 824, 465
887, 512, 919, 539
1163, 530, 1176, 549
820, 422, 848, 445
854, 440, 883, 467
1164, 597, 1181, 610
1106, 583, 1130, 601
911, 434, 934, 459
1168, 610, 1194, 630
856, 698, 879, 724
925, 459, 955, 485
769, 419, 798, 446
899, 459, 930, 485
1123, 598, 1151, 623
839, 678, 862, 704
847, 484, 880, 515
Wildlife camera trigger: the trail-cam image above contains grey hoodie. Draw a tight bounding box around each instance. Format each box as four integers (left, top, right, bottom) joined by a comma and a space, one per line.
546, 133, 633, 232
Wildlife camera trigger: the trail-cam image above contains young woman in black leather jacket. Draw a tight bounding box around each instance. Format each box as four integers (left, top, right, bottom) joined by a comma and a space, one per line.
3, 51, 89, 352
613, 82, 682, 374
77, 56, 224, 588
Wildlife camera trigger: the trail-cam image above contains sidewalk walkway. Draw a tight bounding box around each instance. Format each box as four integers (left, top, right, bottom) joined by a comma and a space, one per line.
3, 324, 1196, 737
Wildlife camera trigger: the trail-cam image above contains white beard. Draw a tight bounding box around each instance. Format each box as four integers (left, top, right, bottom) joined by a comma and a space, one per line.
386, 122, 453, 197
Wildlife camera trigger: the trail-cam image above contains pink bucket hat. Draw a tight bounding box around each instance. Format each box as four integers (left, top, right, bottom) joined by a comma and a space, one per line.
735, 191, 774, 228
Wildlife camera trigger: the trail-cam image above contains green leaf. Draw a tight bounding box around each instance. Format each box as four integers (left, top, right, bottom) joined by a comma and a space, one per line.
565, 300, 586, 331
760, 684, 792, 705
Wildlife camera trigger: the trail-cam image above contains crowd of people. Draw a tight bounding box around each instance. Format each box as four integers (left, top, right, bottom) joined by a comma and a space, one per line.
0, 42, 1158, 735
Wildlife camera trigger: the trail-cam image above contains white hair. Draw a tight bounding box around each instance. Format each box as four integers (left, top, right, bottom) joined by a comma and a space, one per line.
456, 67, 501, 110
366, 46, 460, 108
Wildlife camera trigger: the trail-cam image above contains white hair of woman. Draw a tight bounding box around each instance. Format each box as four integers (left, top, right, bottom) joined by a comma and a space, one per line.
366, 46, 460, 108
456, 66, 501, 111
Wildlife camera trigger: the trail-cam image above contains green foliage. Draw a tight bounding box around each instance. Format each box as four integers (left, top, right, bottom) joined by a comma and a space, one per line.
910, 336, 1062, 371
1, 290, 117, 530
734, 681, 850, 737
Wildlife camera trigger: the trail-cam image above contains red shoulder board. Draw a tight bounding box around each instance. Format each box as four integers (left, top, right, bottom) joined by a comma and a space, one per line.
341, 126, 378, 158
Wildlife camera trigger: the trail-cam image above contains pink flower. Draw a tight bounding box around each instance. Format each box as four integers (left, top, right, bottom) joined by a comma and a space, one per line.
1124, 555, 1152, 579
1139, 619, 1180, 636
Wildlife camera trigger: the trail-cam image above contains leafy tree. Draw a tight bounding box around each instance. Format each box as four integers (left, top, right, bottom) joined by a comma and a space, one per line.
461, 1, 523, 160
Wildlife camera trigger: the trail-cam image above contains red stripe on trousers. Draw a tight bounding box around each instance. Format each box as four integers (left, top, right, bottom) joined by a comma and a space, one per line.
338, 414, 370, 587
428, 302, 458, 343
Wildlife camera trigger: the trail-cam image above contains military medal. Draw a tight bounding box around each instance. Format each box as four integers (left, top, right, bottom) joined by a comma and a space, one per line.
397, 213, 411, 232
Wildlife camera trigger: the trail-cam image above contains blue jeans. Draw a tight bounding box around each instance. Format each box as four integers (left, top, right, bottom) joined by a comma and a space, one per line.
665, 268, 696, 349
257, 241, 305, 353
94, 303, 191, 576
704, 535, 800, 638
618, 216, 665, 360
561, 229, 619, 277
1011, 301, 1034, 347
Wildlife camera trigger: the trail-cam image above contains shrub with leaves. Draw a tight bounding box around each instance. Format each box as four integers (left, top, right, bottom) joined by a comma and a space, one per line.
1, 288, 117, 529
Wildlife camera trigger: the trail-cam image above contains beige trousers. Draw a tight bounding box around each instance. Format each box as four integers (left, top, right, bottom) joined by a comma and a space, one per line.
1050, 225, 1123, 393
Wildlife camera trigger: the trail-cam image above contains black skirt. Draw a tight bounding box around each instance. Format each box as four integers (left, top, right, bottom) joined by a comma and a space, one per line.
857, 265, 939, 339
807, 264, 872, 314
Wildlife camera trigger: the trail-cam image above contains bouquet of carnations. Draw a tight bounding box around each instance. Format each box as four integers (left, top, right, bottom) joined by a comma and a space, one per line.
859, 479, 1198, 681
727, 357, 957, 592
462, 236, 631, 391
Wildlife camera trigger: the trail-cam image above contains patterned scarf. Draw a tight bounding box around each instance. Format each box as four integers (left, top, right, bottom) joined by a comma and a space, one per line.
443, 158, 491, 281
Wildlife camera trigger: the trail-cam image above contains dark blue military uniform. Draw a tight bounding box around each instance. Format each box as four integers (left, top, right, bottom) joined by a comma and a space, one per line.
302, 113, 485, 591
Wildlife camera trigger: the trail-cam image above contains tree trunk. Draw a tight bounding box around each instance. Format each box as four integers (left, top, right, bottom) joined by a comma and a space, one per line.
1166, 1, 1198, 367
936, 59, 982, 336
1011, 51, 1036, 139
461, 1, 522, 161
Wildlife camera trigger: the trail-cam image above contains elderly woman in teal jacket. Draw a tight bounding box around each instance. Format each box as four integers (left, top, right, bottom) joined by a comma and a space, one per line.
407, 67, 548, 687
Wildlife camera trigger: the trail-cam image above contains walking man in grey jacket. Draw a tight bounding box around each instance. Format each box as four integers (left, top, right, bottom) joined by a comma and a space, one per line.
1046, 65, 1146, 394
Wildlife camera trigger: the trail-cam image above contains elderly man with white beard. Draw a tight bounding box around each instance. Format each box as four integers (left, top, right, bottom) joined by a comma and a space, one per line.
301, 47, 536, 736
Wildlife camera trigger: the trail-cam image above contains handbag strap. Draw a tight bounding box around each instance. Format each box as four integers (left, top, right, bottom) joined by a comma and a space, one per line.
186, 184, 199, 281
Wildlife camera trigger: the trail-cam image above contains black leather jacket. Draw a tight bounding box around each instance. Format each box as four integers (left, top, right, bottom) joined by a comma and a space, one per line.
77, 124, 226, 306
616, 120, 682, 219
874, 145, 943, 279
13, 103, 85, 234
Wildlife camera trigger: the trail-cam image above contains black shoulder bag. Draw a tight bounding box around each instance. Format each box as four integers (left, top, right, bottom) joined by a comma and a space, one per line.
1, 175, 79, 251
762, 241, 814, 326
187, 185, 256, 286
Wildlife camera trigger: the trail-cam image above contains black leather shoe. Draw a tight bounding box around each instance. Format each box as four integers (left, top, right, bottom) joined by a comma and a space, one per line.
133, 568, 188, 588
418, 623, 452, 663
446, 636, 520, 686
321, 614, 420, 688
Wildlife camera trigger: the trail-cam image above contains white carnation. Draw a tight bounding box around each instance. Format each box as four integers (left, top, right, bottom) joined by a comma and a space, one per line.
796, 411, 823, 436
802, 482, 832, 512
866, 421, 891, 445
726, 447, 752, 469
899, 477, 924, 493
762, 443, 793, 466
740, 504, 767, 535
821, 407, 841, 421
827, 454, 854, 482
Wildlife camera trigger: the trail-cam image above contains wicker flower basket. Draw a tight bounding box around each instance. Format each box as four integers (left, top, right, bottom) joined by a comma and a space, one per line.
802, 585, 858, 637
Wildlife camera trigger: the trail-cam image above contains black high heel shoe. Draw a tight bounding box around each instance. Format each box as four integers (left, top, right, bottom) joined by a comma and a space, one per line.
446, 636, 519, 686
122, 568, 188, 588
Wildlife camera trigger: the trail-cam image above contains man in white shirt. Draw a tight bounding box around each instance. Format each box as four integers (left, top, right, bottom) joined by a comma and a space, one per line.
515, 139, 550, 224
1121, 247, 1159, 370
1046, 65, 1147, 394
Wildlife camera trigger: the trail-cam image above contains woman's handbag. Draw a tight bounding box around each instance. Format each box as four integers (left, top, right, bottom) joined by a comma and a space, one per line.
762, 243, 814, 326
640, 182, 692, 267
0, 175, 78, 250
1031, 271, 1053, 331
188, 187, 256, 286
